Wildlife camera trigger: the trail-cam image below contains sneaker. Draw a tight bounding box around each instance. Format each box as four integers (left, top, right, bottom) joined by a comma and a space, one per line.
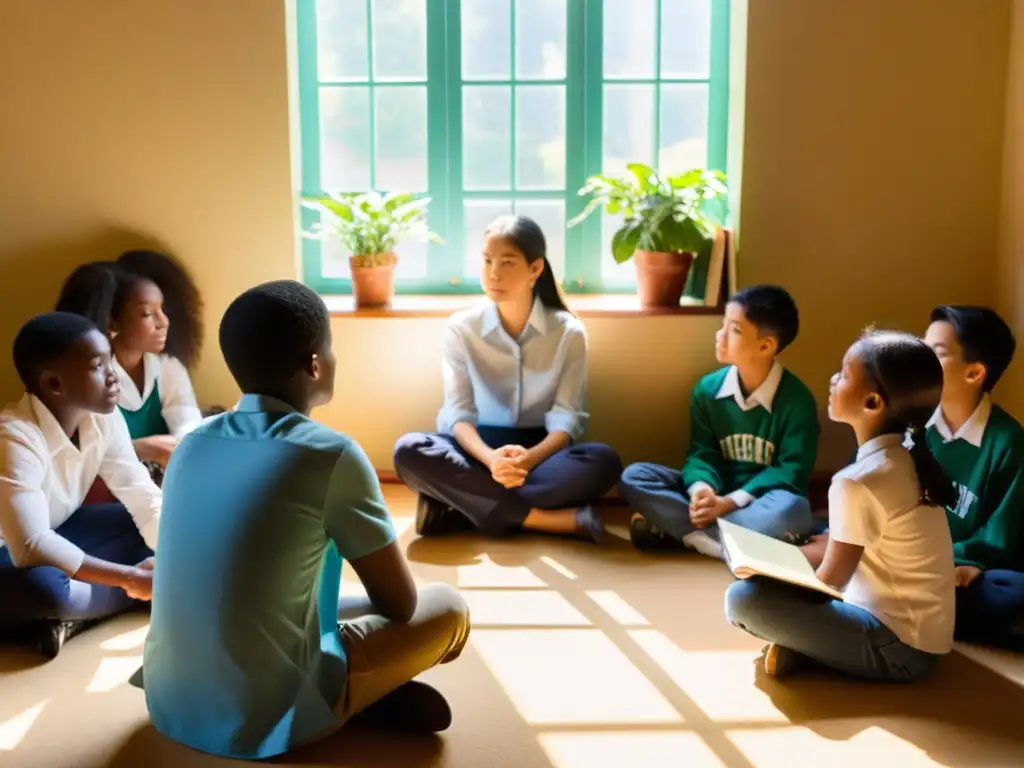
761, 643, 806, 679
574, 505, 604, 544
37, 619, 94, 660
348, 680, 452, 733
415, 495, 470, 536
629, 513, 684, 551
682, 529, 724, 560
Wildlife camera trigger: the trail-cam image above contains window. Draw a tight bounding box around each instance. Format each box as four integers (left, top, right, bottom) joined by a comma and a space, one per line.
296, 0, 730, 295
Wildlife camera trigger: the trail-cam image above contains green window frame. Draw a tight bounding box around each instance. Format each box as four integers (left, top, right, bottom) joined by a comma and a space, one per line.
297, 0, 730, 296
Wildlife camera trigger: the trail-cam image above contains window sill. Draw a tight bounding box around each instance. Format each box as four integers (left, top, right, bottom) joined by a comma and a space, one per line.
325, 294, 724, 318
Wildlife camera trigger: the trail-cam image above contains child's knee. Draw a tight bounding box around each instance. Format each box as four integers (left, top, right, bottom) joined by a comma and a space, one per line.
420, 583, 470, 643
392, 432, 433, 473
723, 578, 763, 626
618, 462, 659, 494
19, 567, 73, 618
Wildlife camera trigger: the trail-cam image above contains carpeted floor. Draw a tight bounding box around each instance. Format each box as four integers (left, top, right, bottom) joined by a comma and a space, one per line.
2, 486, 1024, 767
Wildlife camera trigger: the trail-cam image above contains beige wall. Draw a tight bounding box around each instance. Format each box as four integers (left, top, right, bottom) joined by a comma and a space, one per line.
0, 0, 1014, 472
1000, 0, 1024, 418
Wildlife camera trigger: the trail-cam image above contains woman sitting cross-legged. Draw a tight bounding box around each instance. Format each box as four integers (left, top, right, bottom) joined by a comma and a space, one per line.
393, 215, 622, 542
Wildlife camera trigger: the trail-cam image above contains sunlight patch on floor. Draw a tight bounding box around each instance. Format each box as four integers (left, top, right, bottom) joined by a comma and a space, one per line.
628, 631, 789, 723
727, 725, 940, 768
538, 556, 578, 580
538, 730, 727, 768
100, 625, 149, 652
86, 656, 143, 693
462, 590, 591, 627
585, 590, 650, 626
471, 629, 683, 725
0, 700, 47, 750
456, 556, 549, 588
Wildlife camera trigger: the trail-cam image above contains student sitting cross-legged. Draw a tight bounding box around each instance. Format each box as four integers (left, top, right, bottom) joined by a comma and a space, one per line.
923, 305, 1024, 650
393, 215, 622, 542
135, 281, 470, 761
0, 313, 160, 658
726, 330, 956, 681
619, 285, 819, 557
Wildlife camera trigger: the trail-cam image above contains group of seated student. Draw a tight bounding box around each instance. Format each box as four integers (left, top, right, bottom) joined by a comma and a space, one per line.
0, 215, 1022, 756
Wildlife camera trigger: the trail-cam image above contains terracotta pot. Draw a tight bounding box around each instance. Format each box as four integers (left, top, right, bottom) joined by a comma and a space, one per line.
350, 253, 397, 309
633, 249, 695, 308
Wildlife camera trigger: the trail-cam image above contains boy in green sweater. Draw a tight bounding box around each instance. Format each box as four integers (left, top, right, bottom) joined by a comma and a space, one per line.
924, 305, 1024, 649
619, 285, 819, 557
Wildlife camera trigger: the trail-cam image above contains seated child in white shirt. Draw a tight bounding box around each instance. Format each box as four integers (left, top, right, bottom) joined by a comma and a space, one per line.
0, 312, 161, 659
724, 329, 956, 681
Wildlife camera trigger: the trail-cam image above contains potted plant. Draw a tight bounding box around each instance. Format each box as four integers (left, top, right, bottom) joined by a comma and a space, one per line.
568, 164, 728, 308
303, 190, 442, 308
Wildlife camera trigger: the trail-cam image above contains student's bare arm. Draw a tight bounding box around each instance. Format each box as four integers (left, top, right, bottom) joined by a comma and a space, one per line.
522, 431, 571, 469
815, 540, 864, 589
75, 556, 153, 600
453, 422, 496, 468
349, 541, 418, 623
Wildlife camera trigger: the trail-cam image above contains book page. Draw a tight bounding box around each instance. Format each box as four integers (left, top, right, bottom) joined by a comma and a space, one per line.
719, 519, 843, 599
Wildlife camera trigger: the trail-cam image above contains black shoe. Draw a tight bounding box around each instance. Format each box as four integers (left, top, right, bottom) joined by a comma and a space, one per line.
37, 619, 94, 660
348, 681, 452, 733
415, 495, 471, 536
629, 513, 683, 552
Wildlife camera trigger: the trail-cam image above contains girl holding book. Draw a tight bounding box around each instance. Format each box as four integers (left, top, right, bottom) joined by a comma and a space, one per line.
724, 330, 957, 682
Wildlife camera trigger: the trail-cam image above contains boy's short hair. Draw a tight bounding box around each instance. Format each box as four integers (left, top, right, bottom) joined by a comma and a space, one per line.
219, 280, 330, 393
930, 305, 1016, 392
729, 285, 800, 353
13, 312, 99, 392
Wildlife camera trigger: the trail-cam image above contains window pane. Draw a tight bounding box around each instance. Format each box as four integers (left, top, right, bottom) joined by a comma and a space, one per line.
659, 84, 708, 175
603, 84, 654, 177
515, 0, 566, 80
463, 0, 511, 80
604, 0, 656, 78
320, 87, 370, 191
515, 199, 565, 281
463, 86, 512, 190
372, 0, 427, 80
660, 0, 712, 78
321, 228, 428, 280
375, 86, 428, 191
463, 200, 514, 278
316, 0, 368, 81
601, 213, 636, 285
515, 86, 565, 190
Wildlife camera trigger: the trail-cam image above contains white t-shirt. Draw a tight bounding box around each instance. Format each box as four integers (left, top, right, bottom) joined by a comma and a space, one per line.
0, 394, 161, 573
829, 433, 955, 655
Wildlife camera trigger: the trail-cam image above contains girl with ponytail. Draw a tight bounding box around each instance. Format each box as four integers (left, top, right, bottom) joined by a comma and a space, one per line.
394, 215, 621, 542
725, 329, 957, 683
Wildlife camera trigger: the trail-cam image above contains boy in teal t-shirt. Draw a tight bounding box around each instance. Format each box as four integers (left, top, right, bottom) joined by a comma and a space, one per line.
619, 285, 819, 557
924, 305, 1024, 649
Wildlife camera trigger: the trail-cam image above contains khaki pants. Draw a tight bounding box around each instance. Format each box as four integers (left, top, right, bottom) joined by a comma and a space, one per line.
334, 582, 471, 719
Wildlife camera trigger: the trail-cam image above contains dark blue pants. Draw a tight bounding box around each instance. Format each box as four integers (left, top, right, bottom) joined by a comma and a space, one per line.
393, 427, 623, 536
0, 503, 153, 626
955, 569, 1024, 649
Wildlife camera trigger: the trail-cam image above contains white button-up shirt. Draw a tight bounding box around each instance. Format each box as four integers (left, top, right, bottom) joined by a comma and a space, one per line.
0, 394, 161, 572
927, 394, 991, 447
113, 353, 202, 439
436, 299, 589, 441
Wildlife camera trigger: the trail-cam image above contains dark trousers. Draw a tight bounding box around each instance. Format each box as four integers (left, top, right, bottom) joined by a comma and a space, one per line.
955, 569, 1024, 649
393, 426, 623, 536
0, 503, 153, 626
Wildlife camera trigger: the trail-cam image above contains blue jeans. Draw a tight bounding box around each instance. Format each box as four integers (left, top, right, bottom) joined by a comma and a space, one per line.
725, 577, 942, 682
617, 462, 814, 542
955, 569, 1024, 649
393, 427, 623, 536
0, 503, 153, 626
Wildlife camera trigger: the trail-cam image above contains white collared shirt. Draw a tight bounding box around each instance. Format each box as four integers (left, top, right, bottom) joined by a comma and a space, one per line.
0, 394, 161, 573
436, 298, 589, 440
691, 362, 786, 507
927, 394, 991, 447
114, 353, 202, 439
716, 362, 784, 413
828, 433, 955, 655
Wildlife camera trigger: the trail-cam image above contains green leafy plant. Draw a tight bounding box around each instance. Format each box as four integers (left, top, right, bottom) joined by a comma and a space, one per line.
568, 164, 728, 264
302, 191, 443, 268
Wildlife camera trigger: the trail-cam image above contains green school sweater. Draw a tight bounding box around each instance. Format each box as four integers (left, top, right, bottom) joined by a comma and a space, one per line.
681, 366, 820, 498
927, 404, 1024, 571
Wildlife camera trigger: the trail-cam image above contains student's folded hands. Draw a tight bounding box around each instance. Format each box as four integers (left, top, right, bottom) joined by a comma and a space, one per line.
689, 490, 737, 528
954, 565, 983, 588
134, 435, 178, 467
125, 557, 155, 601
490, 445, 529, 489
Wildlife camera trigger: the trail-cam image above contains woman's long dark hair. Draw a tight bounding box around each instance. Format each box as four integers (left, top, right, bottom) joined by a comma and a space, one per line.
857, 329, 957, 509
54, 251, 203, 370
485, 215, 572, 314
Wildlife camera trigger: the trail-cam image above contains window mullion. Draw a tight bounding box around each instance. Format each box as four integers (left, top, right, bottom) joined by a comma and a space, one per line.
577, 0, 605, 292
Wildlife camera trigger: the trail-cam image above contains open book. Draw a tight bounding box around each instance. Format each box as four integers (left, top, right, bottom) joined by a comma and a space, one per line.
718, 519, 844, 600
